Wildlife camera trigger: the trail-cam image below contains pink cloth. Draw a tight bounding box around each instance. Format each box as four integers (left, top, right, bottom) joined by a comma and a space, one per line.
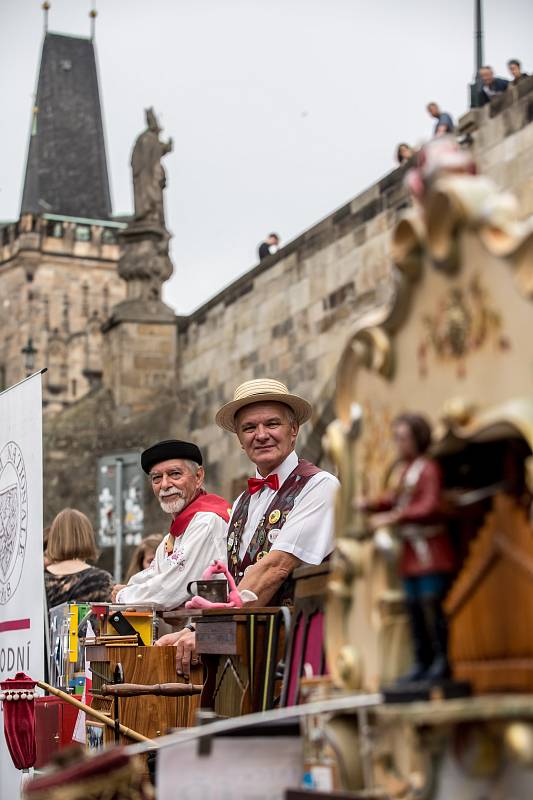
185, 560, 244, 609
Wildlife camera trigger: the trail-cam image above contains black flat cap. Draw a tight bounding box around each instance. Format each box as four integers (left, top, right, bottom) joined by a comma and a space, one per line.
140, 440, 203, 474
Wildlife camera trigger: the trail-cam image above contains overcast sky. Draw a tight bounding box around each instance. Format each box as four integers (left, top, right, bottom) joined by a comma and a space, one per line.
1, 0, 532, 313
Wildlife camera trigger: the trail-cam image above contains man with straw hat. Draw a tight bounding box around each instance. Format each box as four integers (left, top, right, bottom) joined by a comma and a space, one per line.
157, 379, 339, 677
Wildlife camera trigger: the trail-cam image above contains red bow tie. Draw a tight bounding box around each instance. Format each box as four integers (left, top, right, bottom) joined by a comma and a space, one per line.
247, 474, 279, 495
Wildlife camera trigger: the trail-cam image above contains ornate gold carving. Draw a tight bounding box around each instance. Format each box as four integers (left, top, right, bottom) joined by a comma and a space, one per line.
417, 274, 510, 379
439, 397, 476, 428
435, 396, 533, 455
322, 408, 365, 691
390, 211, 425, 280
336, 326, 393, 425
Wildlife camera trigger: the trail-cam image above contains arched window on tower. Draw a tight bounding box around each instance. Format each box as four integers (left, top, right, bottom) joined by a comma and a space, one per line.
46, 220, 64, 239
83, 311, 103, 389
102, 284, 110, 317
42, 295, 50, 330
61, 293, 70, 333
47, 333, 67, 395
82, 282, 89, 317
75, 225, 91, 242
67, 332, 85, 402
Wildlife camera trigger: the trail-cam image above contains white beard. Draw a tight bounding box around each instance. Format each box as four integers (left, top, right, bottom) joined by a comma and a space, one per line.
159, 493, 187, 515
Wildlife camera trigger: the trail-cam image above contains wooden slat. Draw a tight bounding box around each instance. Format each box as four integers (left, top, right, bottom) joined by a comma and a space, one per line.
446, 495, 533, 692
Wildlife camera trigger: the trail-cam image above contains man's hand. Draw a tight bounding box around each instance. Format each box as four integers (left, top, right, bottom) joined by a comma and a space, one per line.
155, 629, 199, 678
111, 584, 126, 603
175, 630, 198, 678
155, 631, 182, 647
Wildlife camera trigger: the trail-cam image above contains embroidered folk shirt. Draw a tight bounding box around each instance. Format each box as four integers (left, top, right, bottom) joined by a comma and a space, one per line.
230, 451, 339, 578
116, 493, 229, 608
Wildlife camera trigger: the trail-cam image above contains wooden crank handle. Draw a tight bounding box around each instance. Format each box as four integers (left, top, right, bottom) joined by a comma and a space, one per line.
100, 681, 203, 697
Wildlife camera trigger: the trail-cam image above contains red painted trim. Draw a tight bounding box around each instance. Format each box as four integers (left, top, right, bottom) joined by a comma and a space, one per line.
0, 618, 31, 633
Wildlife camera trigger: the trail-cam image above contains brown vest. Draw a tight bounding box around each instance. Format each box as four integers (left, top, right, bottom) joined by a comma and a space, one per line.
227, 459, 322, 604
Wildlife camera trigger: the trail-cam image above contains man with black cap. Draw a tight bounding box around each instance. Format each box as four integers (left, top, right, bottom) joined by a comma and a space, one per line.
111, 440, 230, 607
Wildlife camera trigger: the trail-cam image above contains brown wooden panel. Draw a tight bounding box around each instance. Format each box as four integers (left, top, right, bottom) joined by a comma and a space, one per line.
293, 563, 330, 580
85, 644, 108, 661
198, 614, 284, 715
89, 645, 202, 739
285, 791, 376, 799
454, 658, 533, 693
163, 607, 281, 623
446, 495, 533, 693
197, 621, 237, 654
295, 573, 330, 599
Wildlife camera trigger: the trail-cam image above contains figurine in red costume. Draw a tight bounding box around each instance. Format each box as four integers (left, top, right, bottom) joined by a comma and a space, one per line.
361, 413, 454, 682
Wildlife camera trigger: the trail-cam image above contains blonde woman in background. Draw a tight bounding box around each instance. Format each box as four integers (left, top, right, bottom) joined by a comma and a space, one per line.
44, 508, 113, 609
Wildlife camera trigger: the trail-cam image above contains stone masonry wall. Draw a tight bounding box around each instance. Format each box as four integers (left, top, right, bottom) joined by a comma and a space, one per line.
41, 81, 533, 549
178, 80, 533, 502
0, 215, 125, 408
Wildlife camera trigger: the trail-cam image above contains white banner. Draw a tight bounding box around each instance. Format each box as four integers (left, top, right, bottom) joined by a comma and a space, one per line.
0, 373, 44, 799
157, 737, 303, 800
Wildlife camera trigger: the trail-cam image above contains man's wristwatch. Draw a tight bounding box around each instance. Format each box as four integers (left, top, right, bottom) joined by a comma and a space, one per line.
185, 622, 196, 633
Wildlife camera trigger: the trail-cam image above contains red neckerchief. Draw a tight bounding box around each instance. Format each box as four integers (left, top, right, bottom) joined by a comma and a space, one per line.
165, 491, 230, 555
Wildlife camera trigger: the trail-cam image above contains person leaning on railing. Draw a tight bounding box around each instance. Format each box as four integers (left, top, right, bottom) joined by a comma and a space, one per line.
478, 65, 509, 106
507, 58, 529, 86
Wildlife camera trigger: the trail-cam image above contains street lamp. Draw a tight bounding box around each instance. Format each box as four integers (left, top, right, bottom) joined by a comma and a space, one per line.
470, 0, 484, 108
21, 337, 37, 375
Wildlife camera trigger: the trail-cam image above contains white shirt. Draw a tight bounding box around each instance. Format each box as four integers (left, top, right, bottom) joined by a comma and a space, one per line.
116, 511, 228, 608
231, 451, 339, 570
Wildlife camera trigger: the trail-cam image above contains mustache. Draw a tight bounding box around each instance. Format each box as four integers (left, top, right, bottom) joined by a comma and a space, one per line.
159, 488, 185, 498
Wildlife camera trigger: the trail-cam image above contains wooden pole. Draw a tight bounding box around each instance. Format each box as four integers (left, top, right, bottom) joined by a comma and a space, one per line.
101, 681, 203, 698
35, 680, 153, 744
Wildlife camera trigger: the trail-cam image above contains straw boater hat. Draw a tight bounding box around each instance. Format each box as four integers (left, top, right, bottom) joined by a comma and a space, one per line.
216, 379, 313, 433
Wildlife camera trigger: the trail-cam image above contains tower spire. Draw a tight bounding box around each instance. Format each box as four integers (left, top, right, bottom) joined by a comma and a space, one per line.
89, 1, 97, 40
21, 32, 112, 219
42, 1, 50, 33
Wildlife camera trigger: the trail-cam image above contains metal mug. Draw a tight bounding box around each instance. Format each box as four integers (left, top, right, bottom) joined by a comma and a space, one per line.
186, 578, 228, 603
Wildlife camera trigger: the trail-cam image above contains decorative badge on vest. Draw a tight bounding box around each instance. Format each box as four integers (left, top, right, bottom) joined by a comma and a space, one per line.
226, 459, 323, 590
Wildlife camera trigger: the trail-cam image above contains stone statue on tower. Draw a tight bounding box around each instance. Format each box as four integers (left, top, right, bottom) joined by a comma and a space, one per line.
131, 108, 173, 226
114, 108, 174, 307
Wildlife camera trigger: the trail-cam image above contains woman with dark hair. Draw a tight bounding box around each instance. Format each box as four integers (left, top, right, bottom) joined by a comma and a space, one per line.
396, 143, 414, 165
124, 534, 164, 583
360, 413, 454, 683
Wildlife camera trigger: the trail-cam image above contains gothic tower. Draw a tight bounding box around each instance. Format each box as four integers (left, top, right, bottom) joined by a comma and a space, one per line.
0, 31, 126, 411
